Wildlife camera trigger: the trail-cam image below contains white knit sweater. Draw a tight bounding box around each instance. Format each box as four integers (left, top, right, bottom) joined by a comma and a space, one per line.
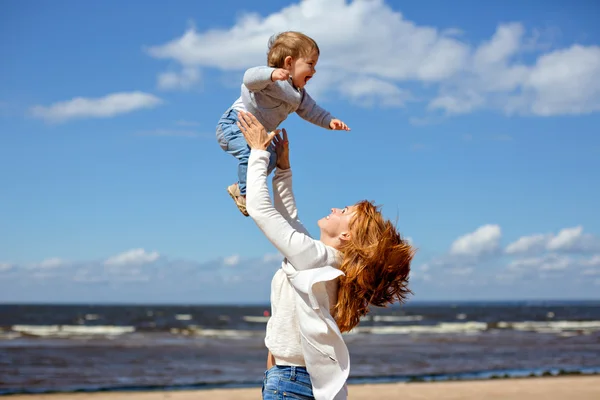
246, 149, 350, 400
263, 169, 339, 367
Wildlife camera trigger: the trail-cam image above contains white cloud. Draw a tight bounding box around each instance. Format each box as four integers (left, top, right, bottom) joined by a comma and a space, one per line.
547, 226, 589, 251
0, 262, 13, 272
29, 257, 65, 269
506, 226, 600, 255
31, 91, 162, 123
223, 254, 240, 266
450, 224, 501, 257
506, 233, 552, 254
509, 254, 572, 271
146, 0, 468, 80
450, 267, 474, 276
104, 248, 160, 267
409, 264, 431, 281
146, 0, 468, 103
338, 76, 412, 107
582, 268, 600, 276
263, 253, 282, 263
428, 90, 485, 114
146, 0, 600, 116
157, 66, 201, 90
582, 255, 600, 267
518, 45, 600, 116
432, 24, 600, 116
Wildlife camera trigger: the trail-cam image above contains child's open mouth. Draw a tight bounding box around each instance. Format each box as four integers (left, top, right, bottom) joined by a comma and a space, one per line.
305, 76, 312, 83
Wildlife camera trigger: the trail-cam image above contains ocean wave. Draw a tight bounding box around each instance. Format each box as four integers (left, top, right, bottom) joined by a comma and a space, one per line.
354, 321, 488, 335
371, 315, 424, 322
354, 319, 600, 336
10, 325, 135, 337
497, 320, 600, 334
242, 316, 270, 323
5, 319, 600, 340
169, 327, 262, 338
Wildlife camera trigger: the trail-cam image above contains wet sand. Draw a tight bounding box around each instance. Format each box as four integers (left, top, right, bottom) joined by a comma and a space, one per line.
10, 376, 600, 400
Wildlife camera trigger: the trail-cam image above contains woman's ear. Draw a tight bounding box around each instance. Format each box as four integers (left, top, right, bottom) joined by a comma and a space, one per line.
339, 232, 351, 242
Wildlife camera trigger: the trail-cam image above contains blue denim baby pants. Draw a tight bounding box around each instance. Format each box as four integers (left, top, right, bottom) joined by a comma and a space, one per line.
262, 365, 315, 400
216, 108, 277, 195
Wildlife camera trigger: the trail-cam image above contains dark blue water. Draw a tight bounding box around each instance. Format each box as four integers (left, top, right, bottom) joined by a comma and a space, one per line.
1, 301, 599, 394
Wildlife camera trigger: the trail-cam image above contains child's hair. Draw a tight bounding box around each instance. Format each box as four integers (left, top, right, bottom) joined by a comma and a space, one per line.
267, 31, 320, 68
334, 200, 415, 333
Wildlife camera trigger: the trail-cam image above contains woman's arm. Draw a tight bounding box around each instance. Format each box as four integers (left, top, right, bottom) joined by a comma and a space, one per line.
272, 169, 311, 236
247, 150, 334, 270
271, 130, 311, 236
237, 111, 337, 271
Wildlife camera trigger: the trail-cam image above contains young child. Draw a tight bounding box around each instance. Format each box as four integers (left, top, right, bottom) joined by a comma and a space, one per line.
216, 31, 350, 216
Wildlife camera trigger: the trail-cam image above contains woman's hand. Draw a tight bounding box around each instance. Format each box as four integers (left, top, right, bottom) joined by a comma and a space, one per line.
237, 111, 278, 151
273, 128, 290, 170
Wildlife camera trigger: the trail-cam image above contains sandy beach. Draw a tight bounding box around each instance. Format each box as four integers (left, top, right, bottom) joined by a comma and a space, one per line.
9, 376, 600, 400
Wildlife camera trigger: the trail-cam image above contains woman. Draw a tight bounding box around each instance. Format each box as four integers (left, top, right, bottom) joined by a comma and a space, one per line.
237, 111, 414, 400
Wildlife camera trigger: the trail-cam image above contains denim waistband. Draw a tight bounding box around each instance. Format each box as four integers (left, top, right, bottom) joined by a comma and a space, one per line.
266, 365, 310, 380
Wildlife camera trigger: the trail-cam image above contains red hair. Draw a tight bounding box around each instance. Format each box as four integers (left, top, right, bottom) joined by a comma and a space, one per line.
334, 200, 415, 332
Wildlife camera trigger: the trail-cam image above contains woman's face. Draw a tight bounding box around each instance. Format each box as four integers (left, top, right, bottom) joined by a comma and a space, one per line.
318, 205, 357, 242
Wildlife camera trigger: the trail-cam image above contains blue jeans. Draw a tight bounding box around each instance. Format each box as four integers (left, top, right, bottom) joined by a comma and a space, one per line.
262, 365, 315, 400
216, 108, 277, 195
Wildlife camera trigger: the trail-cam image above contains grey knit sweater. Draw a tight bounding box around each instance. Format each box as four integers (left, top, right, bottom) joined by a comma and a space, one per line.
230, 66, 333, 132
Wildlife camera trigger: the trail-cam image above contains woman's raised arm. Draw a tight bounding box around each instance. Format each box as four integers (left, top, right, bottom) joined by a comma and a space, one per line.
271, 130, 311, 237
237, 111, 337, 271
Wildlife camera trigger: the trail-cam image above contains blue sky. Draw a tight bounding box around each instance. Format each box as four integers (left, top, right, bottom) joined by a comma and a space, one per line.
1, 0, 599, 304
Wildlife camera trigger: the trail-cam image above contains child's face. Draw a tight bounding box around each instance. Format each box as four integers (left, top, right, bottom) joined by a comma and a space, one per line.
288, 49, 319, 89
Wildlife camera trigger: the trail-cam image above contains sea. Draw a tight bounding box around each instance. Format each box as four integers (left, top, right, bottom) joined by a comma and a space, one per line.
1, 301, 600, 395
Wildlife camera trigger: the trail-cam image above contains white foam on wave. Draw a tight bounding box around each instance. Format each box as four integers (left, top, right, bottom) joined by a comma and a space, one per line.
372, 315, 424, 322
11, 325, 135, 337
354, 321, 488, 335
243, 316, 270, 323
497, 320, 600, 334
170, 327, 262, 339
0, 328, 21, 340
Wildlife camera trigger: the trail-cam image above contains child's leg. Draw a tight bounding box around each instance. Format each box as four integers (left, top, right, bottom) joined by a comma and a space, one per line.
226, 134, 251, 196
216, 109, 251, 195
216, 110, 251, 216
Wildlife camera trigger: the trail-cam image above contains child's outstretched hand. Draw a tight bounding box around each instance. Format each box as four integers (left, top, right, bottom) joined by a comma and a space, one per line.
271, 68, 290, 81
330, 119, 350, 131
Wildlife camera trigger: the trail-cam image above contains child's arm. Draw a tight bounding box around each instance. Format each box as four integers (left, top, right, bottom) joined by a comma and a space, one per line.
243, 66, 278, 91
297, 91, 350, 131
